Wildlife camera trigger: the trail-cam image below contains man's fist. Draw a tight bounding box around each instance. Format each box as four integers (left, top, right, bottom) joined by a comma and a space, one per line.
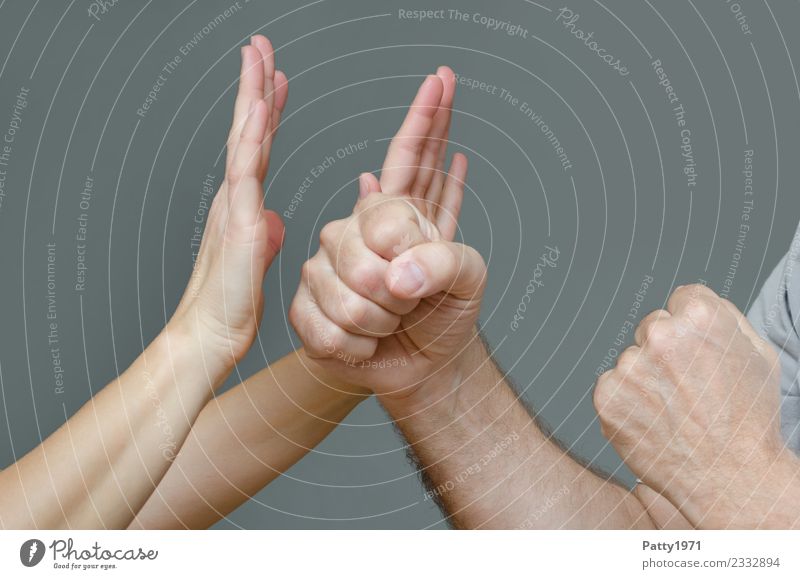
289, 188, 486, 400
594, 284, 790, 527
290, 69, 487, 401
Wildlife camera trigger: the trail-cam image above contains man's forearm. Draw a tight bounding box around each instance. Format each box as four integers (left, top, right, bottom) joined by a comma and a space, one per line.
677, 446, 800, 529
130, 349, 368, 529
380, 337, 655, 529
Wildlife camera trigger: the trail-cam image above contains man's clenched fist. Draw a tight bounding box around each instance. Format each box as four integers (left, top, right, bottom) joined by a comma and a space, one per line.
593, 284, 797, 528
290, 70, 487, 401
289, 187, 486, 400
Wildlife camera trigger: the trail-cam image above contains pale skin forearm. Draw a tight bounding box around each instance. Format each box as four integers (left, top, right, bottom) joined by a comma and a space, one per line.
0, 36, 287, 530
380, 337, 656, 529
0, 324, 228, 529
129, 349, 368, 529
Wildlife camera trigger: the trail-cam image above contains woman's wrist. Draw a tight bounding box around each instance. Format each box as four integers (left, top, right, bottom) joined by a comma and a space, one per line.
156, 314, 238, 393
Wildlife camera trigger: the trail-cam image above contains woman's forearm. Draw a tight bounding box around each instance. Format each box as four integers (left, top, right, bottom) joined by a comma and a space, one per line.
0, 323, 228, 529
0, 35, 289, 531
129, 349, 368, 529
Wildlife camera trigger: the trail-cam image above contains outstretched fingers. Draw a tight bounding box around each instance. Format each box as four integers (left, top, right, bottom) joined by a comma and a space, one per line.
251, 35, 278, 179
272, 70, 289, 133
227, 42, 264, 171
225, 100, 285, 269
413, 66, 456, 208
227, 99, 270, 221
380, 75, 444, 197
435, 153, 468, 242
226, 36, 285, 182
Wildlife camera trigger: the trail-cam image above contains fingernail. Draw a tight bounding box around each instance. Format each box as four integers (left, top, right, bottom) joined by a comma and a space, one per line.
389, 261, 425, 296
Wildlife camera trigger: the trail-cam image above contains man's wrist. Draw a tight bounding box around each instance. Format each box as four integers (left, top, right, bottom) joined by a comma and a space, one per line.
296, 348, 372, 398
379, 332, 491, 418
736, 447, 800, 528
686, 446, 800, 528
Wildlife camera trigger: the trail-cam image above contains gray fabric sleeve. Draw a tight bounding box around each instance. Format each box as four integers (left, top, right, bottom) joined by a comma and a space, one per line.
746, 226, 800, 451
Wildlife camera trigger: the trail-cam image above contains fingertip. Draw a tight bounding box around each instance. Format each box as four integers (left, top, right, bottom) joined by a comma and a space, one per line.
358, 172, 381, 199
239, 44, 262, 89
436, 65, 456, 87
365, 172, 381, 191
358, 173, 370, 199
251, 34, 271, 52
274, 70, 289, 109
416, 74, 444, 107
436, 67, 456, 104
240, 44, 255, 67
251, 36, 275, 79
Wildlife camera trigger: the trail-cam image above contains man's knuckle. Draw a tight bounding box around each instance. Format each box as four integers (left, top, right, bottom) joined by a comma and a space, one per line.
340, 293, 369, 330
300, 259, 317, 283
593, 375, 616, 410
676, 283, 713, 300
349, 261, 383, 296
645, 321, 673, 353
362, 202, 417, 246
370, 221, 410, 252
683, 298, 718, 327
616, 348, 640, 373
359, 337, 379, 360
319, 220, 343, 248
288, 299, 302, 331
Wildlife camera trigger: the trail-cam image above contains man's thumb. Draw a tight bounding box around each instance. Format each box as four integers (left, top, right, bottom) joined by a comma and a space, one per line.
385, 241, 486, 301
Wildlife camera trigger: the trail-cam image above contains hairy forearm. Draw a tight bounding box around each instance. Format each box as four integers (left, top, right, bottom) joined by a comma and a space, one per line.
675, 447, 800, 529
380, 338, 654, 529
130, 349, 368, 529
0, 324, 227, 529
750, 450, 800, 529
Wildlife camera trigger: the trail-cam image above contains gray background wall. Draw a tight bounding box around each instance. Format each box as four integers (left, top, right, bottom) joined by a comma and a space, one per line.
1, 0, 799, 529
